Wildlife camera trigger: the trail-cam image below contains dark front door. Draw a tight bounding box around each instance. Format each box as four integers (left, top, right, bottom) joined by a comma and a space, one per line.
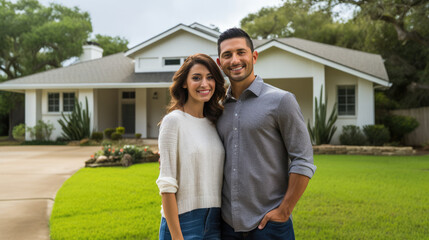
122, 103, 135, 134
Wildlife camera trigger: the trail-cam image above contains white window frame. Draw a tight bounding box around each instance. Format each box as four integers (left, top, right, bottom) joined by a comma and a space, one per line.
47, 91, 77, 113
337, 85, 356, 116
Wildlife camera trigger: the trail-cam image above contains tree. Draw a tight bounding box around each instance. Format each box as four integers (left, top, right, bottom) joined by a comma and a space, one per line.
91, 34, 129, 57
240, 0, 343, 44
0, 0, 92, 139
311, 0, 429, 47
240, 0, 429, 108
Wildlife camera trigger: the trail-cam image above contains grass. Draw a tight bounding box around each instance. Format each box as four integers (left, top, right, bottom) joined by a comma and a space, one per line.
50, 163, 161, 240
50, 155, 429, 240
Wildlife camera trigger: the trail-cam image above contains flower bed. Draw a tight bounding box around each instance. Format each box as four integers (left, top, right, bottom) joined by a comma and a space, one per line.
313, 145, 415, 156
85, 144, 159, 167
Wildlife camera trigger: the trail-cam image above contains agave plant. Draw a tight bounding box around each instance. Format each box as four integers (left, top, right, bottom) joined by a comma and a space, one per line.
307, 86, 338, 145
58, 97, 91, 140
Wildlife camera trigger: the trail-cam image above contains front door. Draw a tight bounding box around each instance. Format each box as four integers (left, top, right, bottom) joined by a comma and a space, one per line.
122, 103, 135, 134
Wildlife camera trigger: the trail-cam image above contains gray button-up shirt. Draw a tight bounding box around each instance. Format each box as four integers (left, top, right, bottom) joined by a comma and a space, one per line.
216, 76, 316, 232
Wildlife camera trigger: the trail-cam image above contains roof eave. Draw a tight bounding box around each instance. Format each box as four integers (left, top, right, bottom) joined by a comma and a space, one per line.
255, 40, 390, 87
0, 82, 172, 90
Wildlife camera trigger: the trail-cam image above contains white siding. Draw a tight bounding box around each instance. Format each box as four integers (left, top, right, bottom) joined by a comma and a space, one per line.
326, 67, 361, 144
134, 30, 217, 72
97, 89, 119, 132
357, 78, 374, 127
147, 88, 169, 138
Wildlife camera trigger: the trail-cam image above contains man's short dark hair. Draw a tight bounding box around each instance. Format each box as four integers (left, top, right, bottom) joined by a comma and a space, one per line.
217, 28, 254, 56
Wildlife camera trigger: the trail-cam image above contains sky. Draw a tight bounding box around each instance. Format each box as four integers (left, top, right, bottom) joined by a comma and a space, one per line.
37, 0, 285, 48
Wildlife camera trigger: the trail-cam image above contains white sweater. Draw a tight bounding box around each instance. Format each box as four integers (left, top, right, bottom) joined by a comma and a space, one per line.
156, 110, 225, 216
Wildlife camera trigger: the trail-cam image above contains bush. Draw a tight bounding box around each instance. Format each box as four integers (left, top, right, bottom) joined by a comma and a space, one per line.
384, 115, 419, 142
111, 132, 122, 141
340, 125, 367, 146
135, 133, 142, 139
123, 145, 143, 163
26, 120, 55, 141
307, 86, 337, 145
91, 132, 103, 142
116, 126, 125, 135
104, 128, 115, 139
363, 125, 390, 146
58, 97, 91, 140
12, 123, 26, 139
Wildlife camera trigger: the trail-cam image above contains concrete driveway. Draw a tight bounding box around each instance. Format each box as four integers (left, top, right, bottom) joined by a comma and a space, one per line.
0, 146, 100, 240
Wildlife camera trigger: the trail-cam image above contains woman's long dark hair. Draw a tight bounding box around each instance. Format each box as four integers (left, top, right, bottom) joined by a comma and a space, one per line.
166, 53, 225, 124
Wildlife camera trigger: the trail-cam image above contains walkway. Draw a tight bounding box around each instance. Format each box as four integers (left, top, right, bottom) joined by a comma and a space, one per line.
0, 146, 100, 240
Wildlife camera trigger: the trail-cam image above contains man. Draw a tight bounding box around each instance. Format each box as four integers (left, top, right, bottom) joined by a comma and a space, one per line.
216, 28, 317, 239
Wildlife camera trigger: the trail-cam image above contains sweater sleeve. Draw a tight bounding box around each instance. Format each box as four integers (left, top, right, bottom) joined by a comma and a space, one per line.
156, 114, 180, 194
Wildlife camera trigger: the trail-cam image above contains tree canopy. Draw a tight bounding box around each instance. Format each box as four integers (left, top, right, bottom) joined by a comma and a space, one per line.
240, 0, 429, 108
0, 0, 129, 138
91, 34, 129, 57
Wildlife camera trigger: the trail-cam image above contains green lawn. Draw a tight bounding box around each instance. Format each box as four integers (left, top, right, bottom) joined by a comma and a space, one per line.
50, 155, 429, 240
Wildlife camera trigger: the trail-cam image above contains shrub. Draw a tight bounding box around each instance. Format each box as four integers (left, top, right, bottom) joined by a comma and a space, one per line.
340, 125, 367, 146
26, 120, 55, 141
58, 97, 91, 140
307, 86, 337, 145
104, 128, 115, 139
116, 126, 125, 135
91, 132, 103, 142
363, 125, 390, 146
123, 145, 143, 163
111, 132, 122, 141
135, 133, 142, 139
384, 115, 419, 142
12, 123, 26, 139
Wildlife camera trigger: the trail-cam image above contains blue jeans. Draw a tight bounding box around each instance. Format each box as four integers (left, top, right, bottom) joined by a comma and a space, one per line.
221, 217, 295, 240
159, 208, 221, 240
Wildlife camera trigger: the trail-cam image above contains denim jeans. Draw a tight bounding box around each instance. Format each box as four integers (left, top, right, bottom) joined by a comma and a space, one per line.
159, 208, 221, 240
221, 217, 295, 240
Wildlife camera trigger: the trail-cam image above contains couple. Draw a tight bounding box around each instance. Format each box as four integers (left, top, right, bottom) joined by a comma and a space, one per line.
156, 28, 316, 240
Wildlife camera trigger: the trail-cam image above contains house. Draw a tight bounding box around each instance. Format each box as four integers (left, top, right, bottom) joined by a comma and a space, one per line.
0, 23, 390, 144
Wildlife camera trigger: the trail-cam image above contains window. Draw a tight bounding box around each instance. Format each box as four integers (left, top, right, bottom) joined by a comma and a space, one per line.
48, 93, 60, 112
63, 92, 75, 112
337, 86, 356, 116
164, 58, 181, 66
122, 91, 135, 99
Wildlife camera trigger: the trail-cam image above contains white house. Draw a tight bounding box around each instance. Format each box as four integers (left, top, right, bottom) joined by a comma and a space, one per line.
0, 23, 390, 144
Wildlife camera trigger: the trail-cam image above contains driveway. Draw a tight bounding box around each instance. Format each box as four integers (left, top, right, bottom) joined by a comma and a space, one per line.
0, 146, 100, 240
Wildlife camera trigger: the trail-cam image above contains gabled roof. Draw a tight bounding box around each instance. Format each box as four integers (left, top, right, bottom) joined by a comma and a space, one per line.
125, 23, 220, 57
254, 38, 389, 86
0, 53, 174, 90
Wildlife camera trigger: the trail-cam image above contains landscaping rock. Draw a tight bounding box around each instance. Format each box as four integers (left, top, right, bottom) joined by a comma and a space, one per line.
85, 158, 96, 165
121, 154, 133, 167
95, 155, 108, 163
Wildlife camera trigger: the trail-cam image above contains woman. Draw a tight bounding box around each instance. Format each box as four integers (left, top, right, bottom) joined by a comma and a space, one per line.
156, 53, 226, 240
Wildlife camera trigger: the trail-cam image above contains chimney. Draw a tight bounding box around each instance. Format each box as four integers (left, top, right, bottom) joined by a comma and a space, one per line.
79, 41, 103, 62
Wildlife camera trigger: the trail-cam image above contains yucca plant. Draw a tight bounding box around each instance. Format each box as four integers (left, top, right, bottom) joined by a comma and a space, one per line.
307, 86, 338, 145
58, 97, 91, 140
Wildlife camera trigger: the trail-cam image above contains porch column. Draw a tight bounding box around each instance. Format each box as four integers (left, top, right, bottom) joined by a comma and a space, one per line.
135, 88, 148, 138
25, 89, 42, 140
78, 89, 95, 133
312, 63, 325, 125
356, 78, 374, 126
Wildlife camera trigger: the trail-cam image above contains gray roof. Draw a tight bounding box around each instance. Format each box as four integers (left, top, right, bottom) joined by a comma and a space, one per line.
0, 37, 388, 88
0, 53, 174, 85
254, 38, 389, 81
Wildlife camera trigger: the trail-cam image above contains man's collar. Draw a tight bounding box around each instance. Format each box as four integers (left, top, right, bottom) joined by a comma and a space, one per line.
225, 75, 263, 102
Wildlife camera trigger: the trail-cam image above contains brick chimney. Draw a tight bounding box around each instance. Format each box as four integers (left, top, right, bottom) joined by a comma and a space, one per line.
79, 41, 103, 62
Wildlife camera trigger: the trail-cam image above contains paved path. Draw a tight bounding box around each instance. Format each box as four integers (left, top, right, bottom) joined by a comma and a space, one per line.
0, 146, 100, 240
